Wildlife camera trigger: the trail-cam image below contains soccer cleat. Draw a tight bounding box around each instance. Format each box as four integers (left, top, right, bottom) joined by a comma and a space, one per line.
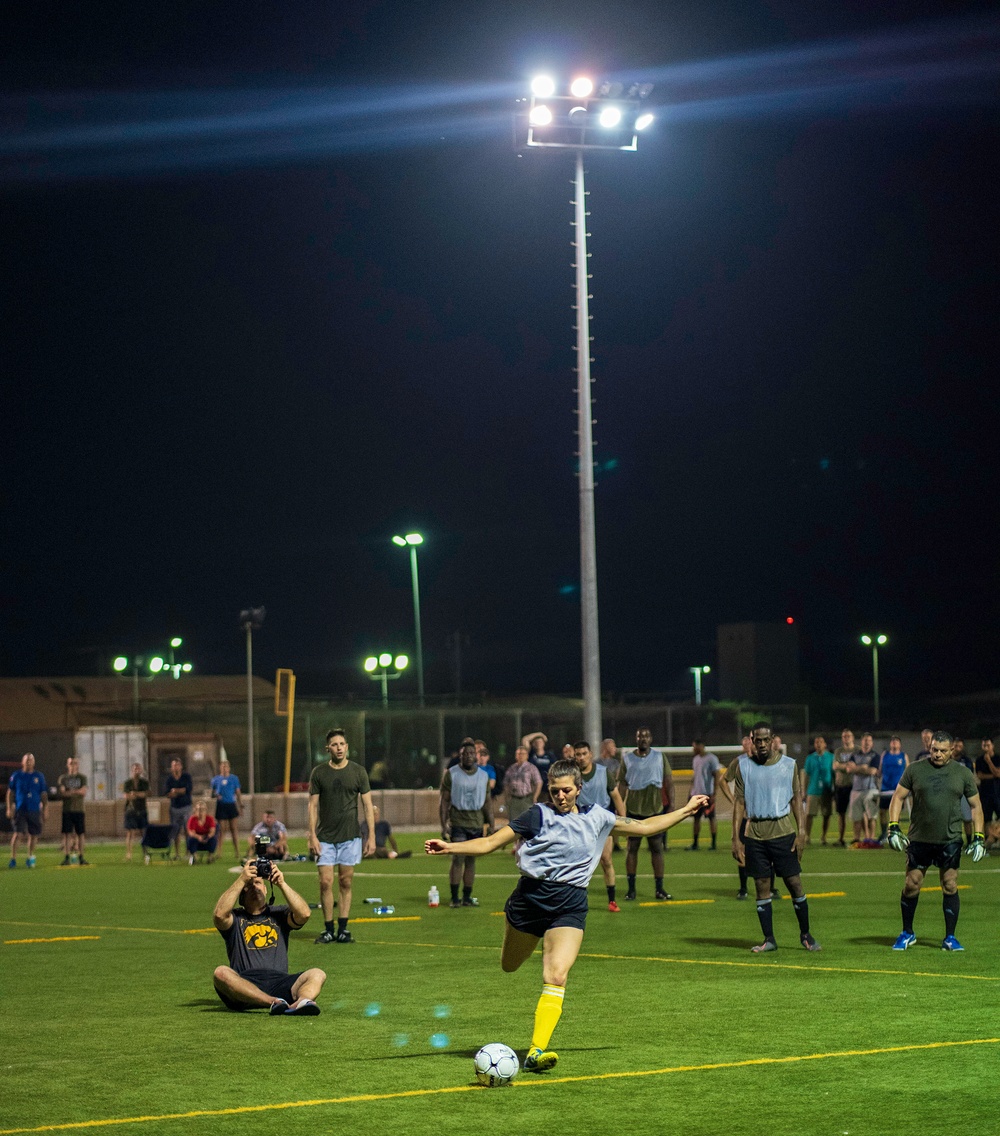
335, 930, 354, 943
800, 933, 822, 952
461, 897, 479, 907
61, 856, 71, 866
736, 890, 748, 900
892, 932, 916, 951
654, 890, 673, 901
314, 930, 337, 944
269, 999, 290, 1016
449, 899, 463, 908
608, 900, 621, 913
7, 859, 15, 869
26, 856, 36, 868
941, 935, 964, 952
78, 856, 88, 866
286, 999, 321, 1015
751, 938, 778, 953
686, 844, 699, 851
523, 1047, 558, 1074
624, 890, 637, 901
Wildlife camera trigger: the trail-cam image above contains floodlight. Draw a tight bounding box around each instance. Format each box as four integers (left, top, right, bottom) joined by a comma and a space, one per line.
181, 663, 192, 672
569, 105, 588, 122
877, 634, 888, 645
531, 75, 556, 97
378, 652, 392, 667
703, 666, 711, 674
364, 656, 378, 672
861, 635, 872, 646
113, 656, 128, 672
404, 533, 423, 545
638, 82, 654, 97
392, 535, 406, 547
635, 112, 654, 131
170, 637, 182, 648
149, 657, 164, 673
394, 654, 409, 670
598, 106, 622, 128
529, 105, 553, 126
570, 77, 593, 97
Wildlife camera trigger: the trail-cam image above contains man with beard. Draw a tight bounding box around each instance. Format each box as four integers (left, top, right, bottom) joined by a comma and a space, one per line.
731, 722, 820, 953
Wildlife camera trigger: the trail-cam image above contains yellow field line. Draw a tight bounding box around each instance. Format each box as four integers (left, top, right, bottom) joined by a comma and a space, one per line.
345, 916, 421, 925
1, 1037, 996, 1134
638, 899, 717, 907
3, 936, 100, 945
777, 891, 845, 899
922, 885, 970, 892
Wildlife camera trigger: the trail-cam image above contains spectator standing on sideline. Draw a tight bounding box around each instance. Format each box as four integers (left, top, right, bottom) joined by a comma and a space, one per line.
848, 733, 881, 843
503, 746, 543, 824
308, 729, 375, 945
249, 810, 289, 860
525, 734, 556, 783
212, 861, 326, 1014
573, 740, 626, 910
475, 741, 498, 795
887, 731, 984, 951
832, 729, 857, 846
915, 728, 934, 762
975, 738, 999, 827
187, 800, 218, 863
600, 739, 624, 851
687, 741, 722, 850
164, 758, 194, 860
210, 759, 243, 861
731, 722, 820, 954
878, 737, 909, 842
122, 763, 150, 862
57, 757, 88, 865
7, 753, 47, 869
618, 727, 673, 901
953, 739, 976, 843
803, 736, 834, 845
368, 758, 389, 789
440, 738, 493, 907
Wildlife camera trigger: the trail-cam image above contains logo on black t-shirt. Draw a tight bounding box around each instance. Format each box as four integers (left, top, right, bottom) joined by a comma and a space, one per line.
243, 922, 278, 949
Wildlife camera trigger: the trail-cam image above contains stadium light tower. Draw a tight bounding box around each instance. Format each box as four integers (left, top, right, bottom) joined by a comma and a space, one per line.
520, 73, 655, 748
689, 665, 711, 706
391, 532, 425, 707
364, 652, 409, 708
860, 634, 888, 724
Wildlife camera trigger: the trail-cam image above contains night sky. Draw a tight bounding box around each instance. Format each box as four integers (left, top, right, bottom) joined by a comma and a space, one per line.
3, 1, 999, 703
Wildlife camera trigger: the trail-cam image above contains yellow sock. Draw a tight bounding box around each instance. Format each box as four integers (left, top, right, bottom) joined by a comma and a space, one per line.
530, 984, 565, 1052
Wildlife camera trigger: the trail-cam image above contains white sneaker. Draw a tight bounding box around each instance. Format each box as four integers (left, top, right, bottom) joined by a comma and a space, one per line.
188, 854, 195, 866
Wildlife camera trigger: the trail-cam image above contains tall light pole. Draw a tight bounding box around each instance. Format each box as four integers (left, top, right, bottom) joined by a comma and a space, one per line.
522, 73, 655, 748
689, 665, 711, 706
364, 653, 409, 707
860, 634, 888, 724
392, 533, 425, 706
240, 607, 266, 795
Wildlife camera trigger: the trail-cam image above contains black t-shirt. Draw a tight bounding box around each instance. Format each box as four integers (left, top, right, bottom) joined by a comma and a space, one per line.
165, 773, 193, 809
220, 905, 294, 974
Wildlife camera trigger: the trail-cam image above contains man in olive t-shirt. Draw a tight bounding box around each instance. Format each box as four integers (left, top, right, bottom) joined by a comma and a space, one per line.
57, 757, 88, 865
308, 729, 374, 944
887, 731, 983, 952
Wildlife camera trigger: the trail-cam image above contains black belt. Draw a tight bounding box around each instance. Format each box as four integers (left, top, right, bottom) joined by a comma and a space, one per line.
748, 816, 784, 822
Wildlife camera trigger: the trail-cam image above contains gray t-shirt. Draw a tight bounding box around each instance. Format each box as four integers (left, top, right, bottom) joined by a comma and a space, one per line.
220, 906, 293, 975
852, 750, 880, 793
510, 803, 617, 889
691, 752, 721, 797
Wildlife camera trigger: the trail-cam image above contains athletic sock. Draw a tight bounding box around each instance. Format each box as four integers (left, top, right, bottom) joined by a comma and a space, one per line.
943, 891, 960, 937
738, 866, 748, 890
450, 884, 459, 903
462, 885, 473, 901
627, 874, 636, 892
756, 897, 774, 941
607, 884, 616, 903
792, 895, 810, 936
901, 892, 919, 934
710, 835, 716, 850
325, 920, 335, 935
654, 876, 664, 893
530, 984, 565, 1052
337, 917, 348, 933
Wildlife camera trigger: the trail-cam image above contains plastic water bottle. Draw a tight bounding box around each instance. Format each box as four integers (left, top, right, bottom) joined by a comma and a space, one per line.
363, 897, 383, 905
373, 905, 395, 915
428, 885, 440, 907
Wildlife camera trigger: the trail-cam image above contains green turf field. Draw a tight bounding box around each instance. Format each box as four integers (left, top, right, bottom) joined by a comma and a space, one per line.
2, 826, 997, 1136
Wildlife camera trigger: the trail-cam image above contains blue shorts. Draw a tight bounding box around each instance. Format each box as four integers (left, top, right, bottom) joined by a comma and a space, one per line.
317, 838, 362, 866
504, 876, 588, 938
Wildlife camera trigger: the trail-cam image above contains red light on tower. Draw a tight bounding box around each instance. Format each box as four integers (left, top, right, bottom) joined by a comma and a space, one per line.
785, 616, 794, 625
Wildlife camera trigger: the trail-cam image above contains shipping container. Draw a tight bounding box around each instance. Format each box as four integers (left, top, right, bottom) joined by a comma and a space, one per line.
75, 726, 148, 801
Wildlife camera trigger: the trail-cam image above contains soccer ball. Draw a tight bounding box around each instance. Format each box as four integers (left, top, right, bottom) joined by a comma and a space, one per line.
473, 1042, 519, 1087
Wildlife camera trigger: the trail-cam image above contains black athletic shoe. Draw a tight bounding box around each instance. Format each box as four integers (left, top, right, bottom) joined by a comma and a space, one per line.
449, 899, 462, 908
654, 890, 673, 901
736, 890, 748, 900
335, 930, 354, 943
314, 930, 336, 944
461, 897, 479, 907
624, 890, 637, 901
60, 856, 71, 866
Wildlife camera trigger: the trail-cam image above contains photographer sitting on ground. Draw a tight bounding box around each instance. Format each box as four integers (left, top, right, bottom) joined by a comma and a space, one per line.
212, 861, 326, 1015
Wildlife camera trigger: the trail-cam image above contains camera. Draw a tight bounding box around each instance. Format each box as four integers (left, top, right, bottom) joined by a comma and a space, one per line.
254, 836, 272, 880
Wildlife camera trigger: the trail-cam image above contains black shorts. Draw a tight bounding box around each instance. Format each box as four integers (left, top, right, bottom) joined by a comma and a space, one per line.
745, 832, 801, 880
907, 840, 963, 874
124, 810, 147, 831
625, 814, 664, 850
13, 809, 42, 836
215, 802, 240, 821
61, 812, 85, 835
835, 786, 852, 816
504, 876, 588, 938
450, 826, 484, 843
217, 968, 303, 1010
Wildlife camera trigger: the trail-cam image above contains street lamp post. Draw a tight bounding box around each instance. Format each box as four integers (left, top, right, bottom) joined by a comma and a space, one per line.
392, 533, 425, 707
240, 607, 266, 795
860, 634, 888, 724
522, 73, 655, 748
689, 665, 711, 706
365, 653, 409, 764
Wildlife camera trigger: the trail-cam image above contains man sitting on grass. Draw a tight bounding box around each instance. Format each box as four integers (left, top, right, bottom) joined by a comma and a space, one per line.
213, 861, 326, 1015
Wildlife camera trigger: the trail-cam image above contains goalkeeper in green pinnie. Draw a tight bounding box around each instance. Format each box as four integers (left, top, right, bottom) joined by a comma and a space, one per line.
886, 731, 985, 952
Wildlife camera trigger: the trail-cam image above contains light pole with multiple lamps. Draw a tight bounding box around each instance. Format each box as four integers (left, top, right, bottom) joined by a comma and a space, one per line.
240, 607, 266, 795
521, 73, 654, 748
689, 665, 711, 706
364, 652, 409, 707
113, 650, 193, 721
392, 532, 425, 707
860, 634, 888, 724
